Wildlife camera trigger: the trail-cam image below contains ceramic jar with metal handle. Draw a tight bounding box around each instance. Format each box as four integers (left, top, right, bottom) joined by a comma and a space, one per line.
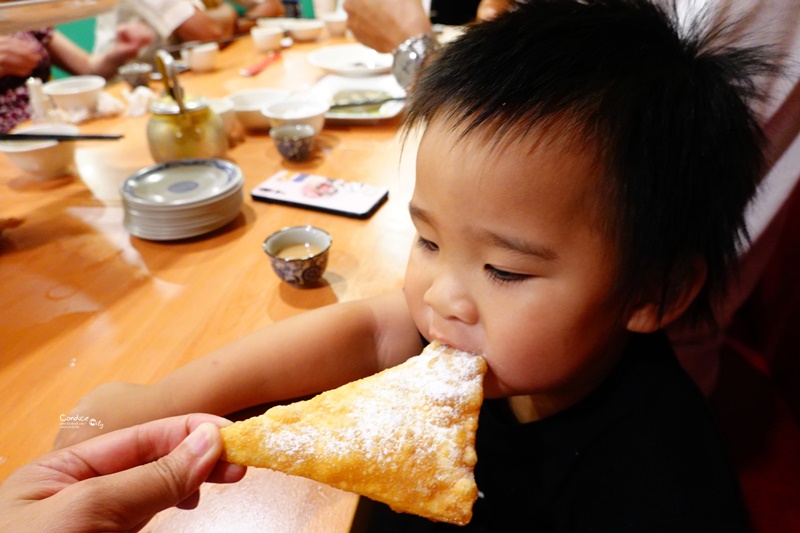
147, 97, 227, 162
147, 50, 227, 163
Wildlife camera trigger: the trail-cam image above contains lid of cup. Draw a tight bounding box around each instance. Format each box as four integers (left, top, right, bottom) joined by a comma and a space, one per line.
149, 95, 209, 115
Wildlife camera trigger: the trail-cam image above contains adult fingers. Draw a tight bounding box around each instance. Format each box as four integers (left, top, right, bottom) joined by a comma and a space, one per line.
57, 422, 225, 531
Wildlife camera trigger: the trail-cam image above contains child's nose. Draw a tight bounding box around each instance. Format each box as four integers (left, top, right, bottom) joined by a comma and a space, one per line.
423, 269, 479, 325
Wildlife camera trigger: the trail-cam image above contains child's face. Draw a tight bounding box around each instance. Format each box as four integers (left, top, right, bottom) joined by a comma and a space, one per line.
404, 118, 634, 403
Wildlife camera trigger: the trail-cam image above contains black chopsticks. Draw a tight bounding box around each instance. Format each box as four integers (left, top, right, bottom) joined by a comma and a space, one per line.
0, 133, 123, 142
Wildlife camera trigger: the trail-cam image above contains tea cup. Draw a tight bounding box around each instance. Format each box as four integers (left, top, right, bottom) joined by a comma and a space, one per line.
263, 225, 332, 286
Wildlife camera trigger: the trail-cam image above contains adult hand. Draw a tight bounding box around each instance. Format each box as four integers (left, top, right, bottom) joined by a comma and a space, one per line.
0, 414, 246, 533
343, 0, 432, 53
0, 36, 43, 78
236, 0, 285, 33
477, 0, 516, 21
247, 0, 285, 20
84, 22, 154, 78
113, 21, 156, 59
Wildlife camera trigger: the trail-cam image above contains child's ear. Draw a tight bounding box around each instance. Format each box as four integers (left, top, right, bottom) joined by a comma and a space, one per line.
626, 260, 707, 333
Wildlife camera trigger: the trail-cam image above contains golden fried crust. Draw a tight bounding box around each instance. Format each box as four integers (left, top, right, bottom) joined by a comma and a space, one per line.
221, 341, 487, 525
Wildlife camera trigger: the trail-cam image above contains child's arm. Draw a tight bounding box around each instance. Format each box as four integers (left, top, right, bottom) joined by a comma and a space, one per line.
54, 290, 424, 449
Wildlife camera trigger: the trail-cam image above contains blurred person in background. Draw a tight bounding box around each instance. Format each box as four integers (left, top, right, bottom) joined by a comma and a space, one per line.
94, 0, 238, 62
343, 0, 515, 54
0, 23, 153, 133
213, 0, 287, 33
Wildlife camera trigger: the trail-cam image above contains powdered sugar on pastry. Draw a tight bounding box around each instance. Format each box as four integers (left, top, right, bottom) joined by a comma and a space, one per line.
221, 341, 487, 525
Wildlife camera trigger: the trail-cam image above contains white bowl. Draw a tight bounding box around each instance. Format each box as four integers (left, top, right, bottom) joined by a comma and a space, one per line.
262, 99, 329, 132
43, 75, 105, 113
256, 17, 294, 30
285, 19, 324, 42
208, 97, 236, 136
228, 88, 290, 131
0, 124, 79, 179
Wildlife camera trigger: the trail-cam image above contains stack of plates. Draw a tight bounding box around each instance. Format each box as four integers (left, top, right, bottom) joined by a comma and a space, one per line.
121, 159, 244, 241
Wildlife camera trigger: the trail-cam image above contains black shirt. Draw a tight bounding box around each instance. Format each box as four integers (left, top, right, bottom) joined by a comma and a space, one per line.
363, 333, 747, 532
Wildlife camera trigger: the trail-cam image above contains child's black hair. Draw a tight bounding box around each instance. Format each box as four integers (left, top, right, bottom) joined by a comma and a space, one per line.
404, 0, 777, 326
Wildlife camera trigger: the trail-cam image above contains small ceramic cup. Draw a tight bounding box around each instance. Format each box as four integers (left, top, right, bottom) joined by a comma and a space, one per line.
251, 26, 283, 52
263, 225, 332, 287
270, 123, 316, 163
322, 11, 348, 37
181, 42, 219, 73
118, 62, 152, 88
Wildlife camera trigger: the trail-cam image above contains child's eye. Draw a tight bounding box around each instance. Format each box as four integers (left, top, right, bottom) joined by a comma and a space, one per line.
416, 236, 439, 252
485, 265, 531, 283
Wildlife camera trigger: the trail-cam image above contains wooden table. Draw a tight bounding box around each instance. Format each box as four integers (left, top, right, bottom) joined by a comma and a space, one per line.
0, 33, 418, 532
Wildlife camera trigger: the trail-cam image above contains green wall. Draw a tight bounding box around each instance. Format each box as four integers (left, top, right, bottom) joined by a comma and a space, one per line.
53, 18, 96, 79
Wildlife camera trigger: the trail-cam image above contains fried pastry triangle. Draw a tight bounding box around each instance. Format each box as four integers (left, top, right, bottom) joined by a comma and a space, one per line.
221, 341, 487, 525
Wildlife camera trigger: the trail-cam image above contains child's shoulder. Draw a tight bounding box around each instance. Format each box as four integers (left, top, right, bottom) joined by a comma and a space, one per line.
472, 333, 747, 530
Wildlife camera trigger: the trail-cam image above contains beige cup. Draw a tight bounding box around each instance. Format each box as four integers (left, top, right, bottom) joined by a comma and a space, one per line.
181, 42, 219, 73
322, 11, 347, 37
251, 26, 283, 52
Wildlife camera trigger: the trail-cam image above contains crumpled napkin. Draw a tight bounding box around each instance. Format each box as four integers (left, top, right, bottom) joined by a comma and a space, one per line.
122, 86, 157, 118
62, 91, 126, 124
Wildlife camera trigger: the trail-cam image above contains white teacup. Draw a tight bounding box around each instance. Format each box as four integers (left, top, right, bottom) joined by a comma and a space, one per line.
251, 26, 283, 53
322, 11, 347, 38
181, 42, 219, 73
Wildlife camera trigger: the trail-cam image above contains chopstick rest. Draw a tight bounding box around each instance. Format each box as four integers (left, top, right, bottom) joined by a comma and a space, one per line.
240, 51, 281, 77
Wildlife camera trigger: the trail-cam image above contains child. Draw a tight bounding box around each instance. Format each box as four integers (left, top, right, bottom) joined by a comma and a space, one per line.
59, 0, 772, 529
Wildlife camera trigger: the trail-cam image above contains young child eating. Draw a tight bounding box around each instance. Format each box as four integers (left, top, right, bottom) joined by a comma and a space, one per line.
59, 1, 773, 529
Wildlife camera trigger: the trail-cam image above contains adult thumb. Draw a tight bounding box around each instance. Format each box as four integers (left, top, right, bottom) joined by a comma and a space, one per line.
80, 422, 223, 530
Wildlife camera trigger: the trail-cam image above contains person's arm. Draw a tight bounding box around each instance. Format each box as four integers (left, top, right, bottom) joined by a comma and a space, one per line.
174, 5, 236, 43
54, 290, 424, 448
476, 0, 516, 21
0, 415, 245, 532
0, 35, 43, 78
342, 0, 432, 53
233, 0, 286, 33
48, 24, 154, 79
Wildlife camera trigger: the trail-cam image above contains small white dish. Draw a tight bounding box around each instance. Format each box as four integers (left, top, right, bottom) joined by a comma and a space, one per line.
307, 43, 392, 77
121, 158, 242, 206
120, 159, 244, 240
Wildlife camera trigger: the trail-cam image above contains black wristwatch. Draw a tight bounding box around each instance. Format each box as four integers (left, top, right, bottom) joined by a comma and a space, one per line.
392, 33, 441, 91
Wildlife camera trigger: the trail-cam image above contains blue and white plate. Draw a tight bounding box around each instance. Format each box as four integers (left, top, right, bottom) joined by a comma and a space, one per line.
121, 158, 242, 207
120, 159, 244, 241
